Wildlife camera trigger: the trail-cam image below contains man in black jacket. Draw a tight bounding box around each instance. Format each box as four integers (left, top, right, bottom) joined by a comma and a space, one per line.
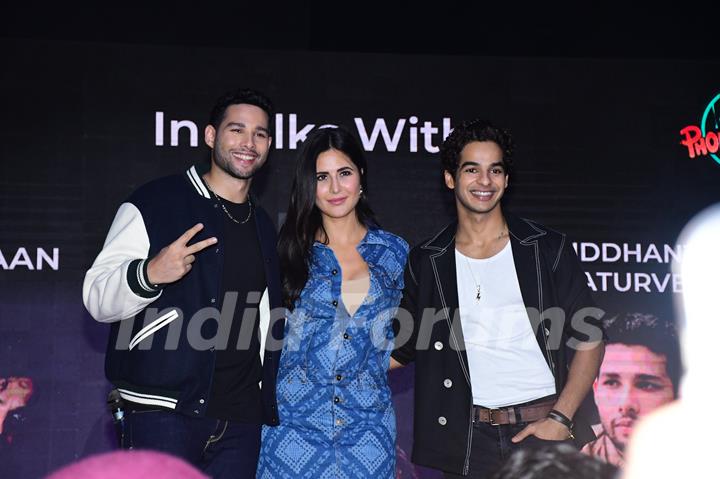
83, 88, 284, 478
391, 119, 605, 478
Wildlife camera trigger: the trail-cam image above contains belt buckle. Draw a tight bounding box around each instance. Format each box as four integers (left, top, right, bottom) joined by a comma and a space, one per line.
488, 408, 501, 426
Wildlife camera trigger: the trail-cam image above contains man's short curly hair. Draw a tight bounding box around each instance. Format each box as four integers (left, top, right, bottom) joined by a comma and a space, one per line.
440, 119, 514, 177
491, 443, 618, 479
208, 88, 274, 133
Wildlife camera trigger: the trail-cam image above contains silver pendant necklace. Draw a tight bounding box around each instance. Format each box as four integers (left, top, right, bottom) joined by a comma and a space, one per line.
461, 226, 508, 303
463, 257, 483, 302
203, 178, 253, 224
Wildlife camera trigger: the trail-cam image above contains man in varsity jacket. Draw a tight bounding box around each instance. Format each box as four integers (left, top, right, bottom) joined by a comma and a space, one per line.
83, 88, 284, 478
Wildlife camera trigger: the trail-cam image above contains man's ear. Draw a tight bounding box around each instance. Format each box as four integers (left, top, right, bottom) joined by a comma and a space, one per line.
444, 170, 456, 190
204, 125, 216, 149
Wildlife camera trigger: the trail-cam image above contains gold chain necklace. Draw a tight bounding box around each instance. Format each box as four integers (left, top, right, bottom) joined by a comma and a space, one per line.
203, 179, 253, 224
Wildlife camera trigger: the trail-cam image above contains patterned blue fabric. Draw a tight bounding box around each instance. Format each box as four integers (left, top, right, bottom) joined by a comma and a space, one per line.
258, 228, 408, 478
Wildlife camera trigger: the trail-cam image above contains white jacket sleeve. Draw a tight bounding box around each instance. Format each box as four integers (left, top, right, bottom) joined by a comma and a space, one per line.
83, 202, 162, 323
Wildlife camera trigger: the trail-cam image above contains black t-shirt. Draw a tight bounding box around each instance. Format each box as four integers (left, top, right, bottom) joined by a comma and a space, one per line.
206, 198, 266, 422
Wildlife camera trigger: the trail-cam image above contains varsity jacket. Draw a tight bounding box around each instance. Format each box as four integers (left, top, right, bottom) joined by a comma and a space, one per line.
391, 213, 604, 475
83, 163, 284, 425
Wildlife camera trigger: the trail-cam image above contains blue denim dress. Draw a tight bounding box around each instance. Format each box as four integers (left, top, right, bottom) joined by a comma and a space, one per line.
258, 228, 408, 478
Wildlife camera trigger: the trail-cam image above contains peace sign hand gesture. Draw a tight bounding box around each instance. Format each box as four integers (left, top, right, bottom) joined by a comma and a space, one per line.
146, 223, 217, 285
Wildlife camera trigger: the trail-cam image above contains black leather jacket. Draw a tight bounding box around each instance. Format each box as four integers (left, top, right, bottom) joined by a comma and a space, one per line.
392, 213, 604, 475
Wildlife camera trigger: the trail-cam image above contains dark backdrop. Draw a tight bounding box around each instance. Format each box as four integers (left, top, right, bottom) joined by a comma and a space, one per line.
0, 39, 718, 477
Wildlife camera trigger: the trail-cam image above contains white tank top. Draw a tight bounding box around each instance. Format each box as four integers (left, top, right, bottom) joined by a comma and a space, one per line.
455, 243, 556, 408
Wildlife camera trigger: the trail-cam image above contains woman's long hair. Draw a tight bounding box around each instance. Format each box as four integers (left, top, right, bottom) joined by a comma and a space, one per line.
278, 126, 377, 309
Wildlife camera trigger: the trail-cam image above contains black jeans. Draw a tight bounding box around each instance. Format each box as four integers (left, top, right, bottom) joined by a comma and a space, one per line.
122, 409, 261, 479
444, 420, 574, 479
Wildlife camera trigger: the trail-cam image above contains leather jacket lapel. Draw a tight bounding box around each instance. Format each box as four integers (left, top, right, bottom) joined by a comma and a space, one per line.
506, 213, 556, 374
509, 236, 541, 314
423, 223, 472, 386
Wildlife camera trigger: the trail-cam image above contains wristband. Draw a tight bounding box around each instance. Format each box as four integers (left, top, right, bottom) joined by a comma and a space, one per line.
141, 259, 164, 292
547, 409, 574, 432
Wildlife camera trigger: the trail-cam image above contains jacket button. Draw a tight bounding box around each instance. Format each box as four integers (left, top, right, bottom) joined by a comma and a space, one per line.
334, 396, 341, 404
343, 333, 350, 340
438, 416, 447, 426
193, 409, 200, 415
331, 269, 338, 275
443, 379, 452, 388
332, 300, 338, 307
336, 374, 342, 381
434, 341, 444, 351
211, 298, 216, 304
335, 419, 343, 426
199, 398, 205, 404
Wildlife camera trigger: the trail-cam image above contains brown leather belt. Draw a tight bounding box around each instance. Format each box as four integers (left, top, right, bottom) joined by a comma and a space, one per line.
473, 400, 555, 426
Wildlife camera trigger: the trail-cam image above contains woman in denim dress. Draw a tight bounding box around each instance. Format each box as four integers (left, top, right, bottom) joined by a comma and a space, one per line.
258, 126, 408, 478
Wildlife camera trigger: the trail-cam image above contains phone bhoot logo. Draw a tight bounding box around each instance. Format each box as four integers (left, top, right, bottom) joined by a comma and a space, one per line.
680, 93, 720, 165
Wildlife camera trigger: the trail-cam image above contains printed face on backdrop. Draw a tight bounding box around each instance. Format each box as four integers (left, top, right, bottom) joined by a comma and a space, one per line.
444, 141, 509, 216
0, 377, 33, 410
593, 344, 675, 451
315, 149, 363, 221
0, 376, 34, 436
204, 103, 272, 180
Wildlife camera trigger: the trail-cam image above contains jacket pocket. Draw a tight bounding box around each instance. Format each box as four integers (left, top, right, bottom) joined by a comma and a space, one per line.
344, 369, 389, 411
279, 365, 312, 406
